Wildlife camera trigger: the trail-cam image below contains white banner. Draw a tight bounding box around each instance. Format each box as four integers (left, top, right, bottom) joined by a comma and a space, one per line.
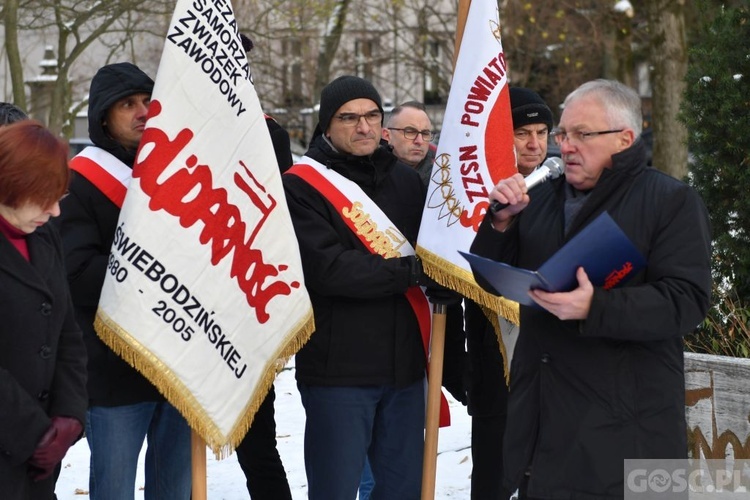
416, 0, 518, 325
95, 0, 313, 455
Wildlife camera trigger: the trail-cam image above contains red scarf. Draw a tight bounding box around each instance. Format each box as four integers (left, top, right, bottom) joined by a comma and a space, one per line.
0, 213, 29, 261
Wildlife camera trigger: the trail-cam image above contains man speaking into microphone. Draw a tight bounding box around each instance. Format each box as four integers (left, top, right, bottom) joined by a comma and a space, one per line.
470, 79, 712, 499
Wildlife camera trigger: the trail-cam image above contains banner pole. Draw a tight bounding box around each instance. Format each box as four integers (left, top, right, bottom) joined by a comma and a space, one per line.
452, 0, 472, 70
191, 430, 208, 500
421, 304, 447, 500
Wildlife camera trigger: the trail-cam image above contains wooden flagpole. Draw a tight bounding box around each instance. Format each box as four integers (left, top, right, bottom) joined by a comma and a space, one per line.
191, 430, 208, 500
420, 2, 471, 499
420, 304, 448, 500
453, 0, 472, 71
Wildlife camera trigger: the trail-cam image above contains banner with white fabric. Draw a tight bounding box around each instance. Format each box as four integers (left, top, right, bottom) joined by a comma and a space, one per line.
416, 1, 519, 364
94, 0, 314, 455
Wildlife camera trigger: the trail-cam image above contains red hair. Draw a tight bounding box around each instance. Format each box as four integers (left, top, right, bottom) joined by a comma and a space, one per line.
0, 120, 70, 208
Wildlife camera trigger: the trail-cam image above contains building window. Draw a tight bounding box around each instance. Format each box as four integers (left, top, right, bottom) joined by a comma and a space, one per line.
355, 39, 375, 81
424, 40, 443, 105
282, 39, 304, 106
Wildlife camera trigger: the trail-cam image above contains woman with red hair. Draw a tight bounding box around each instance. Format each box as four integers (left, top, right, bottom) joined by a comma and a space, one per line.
0, 120, 87, 499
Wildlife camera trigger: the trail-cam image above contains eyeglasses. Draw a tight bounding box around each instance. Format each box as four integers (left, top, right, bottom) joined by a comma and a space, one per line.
387, 127, 433, 141
335, 110, 383, 126
550, 128, 623, 146
59, 191, 70, 202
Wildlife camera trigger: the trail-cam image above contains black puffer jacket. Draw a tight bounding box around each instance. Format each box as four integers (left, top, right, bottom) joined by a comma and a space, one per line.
283, 135, 428, 387
55, 63, 161, 406
471, 139, 712, 498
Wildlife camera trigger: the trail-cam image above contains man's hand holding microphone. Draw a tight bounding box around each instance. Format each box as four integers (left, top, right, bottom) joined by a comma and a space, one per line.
488, 156, 564, 231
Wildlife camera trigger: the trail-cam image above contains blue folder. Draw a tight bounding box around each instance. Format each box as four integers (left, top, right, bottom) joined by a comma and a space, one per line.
460, 212, 646, 306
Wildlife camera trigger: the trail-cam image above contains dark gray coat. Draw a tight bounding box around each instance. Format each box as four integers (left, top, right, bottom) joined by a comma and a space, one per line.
0, 224, 87, 499
471, 139, 712, 498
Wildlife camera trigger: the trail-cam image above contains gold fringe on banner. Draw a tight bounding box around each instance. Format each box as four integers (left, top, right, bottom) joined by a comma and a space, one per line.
416, 245, 519, 325
94, 307, 315, 458
416, 245, 519, 382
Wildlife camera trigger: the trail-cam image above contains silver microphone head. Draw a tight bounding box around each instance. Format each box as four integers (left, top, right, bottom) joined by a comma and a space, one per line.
543, 156, 565, 179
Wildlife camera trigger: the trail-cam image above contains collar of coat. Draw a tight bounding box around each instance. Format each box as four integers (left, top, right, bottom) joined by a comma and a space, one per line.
305, 134, 400, 194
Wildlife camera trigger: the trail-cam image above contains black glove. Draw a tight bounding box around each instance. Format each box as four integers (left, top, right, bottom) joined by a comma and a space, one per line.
406, 256, 460, 303
425, 285, 462, 306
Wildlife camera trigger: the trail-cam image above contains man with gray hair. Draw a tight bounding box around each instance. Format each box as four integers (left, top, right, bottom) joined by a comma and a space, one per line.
471, 79, 712, 498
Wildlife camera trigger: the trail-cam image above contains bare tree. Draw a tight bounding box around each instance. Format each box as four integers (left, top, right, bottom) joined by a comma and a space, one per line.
3, 0, 25, 106
645, 0, 689, 179
3, 0, 171, 136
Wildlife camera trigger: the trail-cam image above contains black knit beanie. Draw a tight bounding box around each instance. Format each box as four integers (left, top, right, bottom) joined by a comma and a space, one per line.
510, 87, 553, 130
318, 75, 383, 134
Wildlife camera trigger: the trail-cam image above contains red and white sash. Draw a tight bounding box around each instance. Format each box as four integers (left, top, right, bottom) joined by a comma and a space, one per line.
286, 156, 451, 426
69, 146, 131, 208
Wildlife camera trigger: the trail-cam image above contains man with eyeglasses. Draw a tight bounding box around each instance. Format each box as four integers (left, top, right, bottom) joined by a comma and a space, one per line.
382, 101, 435, 185
470, 79, 711, 499
463, 86, 556, 500
283, 75, 441, 499
345, 100, 466, 500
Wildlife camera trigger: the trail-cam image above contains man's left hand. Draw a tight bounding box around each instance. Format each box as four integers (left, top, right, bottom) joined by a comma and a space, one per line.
529, 267, 593, 320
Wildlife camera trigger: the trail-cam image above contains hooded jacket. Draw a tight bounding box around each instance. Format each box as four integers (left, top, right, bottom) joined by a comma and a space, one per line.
87, 62, 154, 167
56, 63, 160, 406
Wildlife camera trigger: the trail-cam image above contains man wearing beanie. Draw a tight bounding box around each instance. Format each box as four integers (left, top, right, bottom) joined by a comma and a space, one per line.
55, 63, 191, 499
464, 86, 555, 499
509, 86, 554, 176
283, 75, 434, 499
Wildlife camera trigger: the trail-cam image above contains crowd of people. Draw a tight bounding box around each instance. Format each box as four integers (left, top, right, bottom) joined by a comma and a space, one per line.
1, 53, 711, 500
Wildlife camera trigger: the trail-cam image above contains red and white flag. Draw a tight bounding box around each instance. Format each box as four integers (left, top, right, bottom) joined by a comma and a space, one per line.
416, 1, 519, 364
94, 0, 313, 455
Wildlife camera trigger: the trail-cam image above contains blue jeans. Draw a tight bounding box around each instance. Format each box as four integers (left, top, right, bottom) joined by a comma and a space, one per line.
298, 380, 425, 500
359, 458, 375, 499
86, 402, 191, 500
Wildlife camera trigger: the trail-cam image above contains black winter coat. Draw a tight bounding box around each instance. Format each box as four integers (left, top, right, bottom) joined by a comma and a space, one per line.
283, 137, 428, 388
54, 62, 162, 407
56, 172, 162, 406
0, 224, 87, 499
470, 139, 712, 498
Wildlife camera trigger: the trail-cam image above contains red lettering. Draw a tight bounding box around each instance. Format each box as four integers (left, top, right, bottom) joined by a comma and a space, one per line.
133, 100, 299, 323
458, 145, 478, 162
604, 262, 634, 289
459, 201, 489, 231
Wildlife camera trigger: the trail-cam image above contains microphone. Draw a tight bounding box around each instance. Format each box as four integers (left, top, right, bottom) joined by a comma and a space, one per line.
489, 157, 565, 214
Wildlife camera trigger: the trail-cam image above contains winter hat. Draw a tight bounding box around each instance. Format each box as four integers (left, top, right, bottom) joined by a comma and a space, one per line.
510, 87, 553, 130
318, 75, 383, 134
240, 33, 254, 53
87, 62, 154, 165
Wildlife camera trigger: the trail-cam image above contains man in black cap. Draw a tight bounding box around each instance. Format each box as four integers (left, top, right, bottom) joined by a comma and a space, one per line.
283, 75, 435, 499
509, 87, 555, 176
464, 86, 555, 499
56, 62, 191, 500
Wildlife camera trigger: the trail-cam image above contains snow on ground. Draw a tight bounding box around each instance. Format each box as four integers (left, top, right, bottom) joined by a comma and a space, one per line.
55, 360, 474, 499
